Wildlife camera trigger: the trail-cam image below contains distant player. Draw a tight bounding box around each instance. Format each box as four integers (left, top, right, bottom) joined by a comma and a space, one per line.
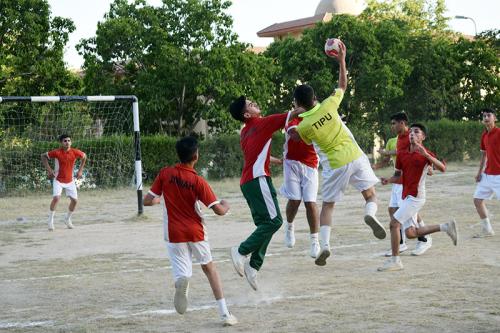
473, 108, 499, 237
288, 41, 386, 267
228, 96, 305, 291
373, 112, 432, 256
279, 111, 320, 258
143, 136, 237, 326
41, 134, 87, 231
378, 124, 457, 271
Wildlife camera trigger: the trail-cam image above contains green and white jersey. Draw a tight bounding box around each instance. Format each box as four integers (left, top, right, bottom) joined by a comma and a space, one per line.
297, 89, 363, 169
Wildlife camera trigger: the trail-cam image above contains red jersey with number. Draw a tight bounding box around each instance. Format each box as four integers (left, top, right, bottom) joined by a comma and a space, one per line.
284, 116, 318, 168
240, 112, 289, 185
396, 147, 437, 199
149, 164, 219, 243
47, 148, 85, 183
480, 127, 500, 175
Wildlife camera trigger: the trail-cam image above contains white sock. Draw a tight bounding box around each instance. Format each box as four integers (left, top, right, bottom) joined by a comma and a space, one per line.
319, 225, 331, 248
48, 211, 55, 220
66, 211, 74, 220
216, 298, 230, 317
310, 233, 319, 243
440, 223, 449, 232
365, 202, 377, 217
392, 255, 400, 262
418, 220, 425, 227
480, 218, 493, 231
287, 222, 294, 230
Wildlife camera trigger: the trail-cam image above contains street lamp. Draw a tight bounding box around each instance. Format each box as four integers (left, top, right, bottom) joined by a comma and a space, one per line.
454, 15, 478, 36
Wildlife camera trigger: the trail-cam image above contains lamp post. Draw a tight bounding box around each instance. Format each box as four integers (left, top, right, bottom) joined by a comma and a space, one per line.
454, 15, 478, 36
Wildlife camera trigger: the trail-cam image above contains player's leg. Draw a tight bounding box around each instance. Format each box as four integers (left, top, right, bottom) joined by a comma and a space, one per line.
303, 165, 320, 258
315, 201, 334, 266
406, 220, 458, 246
48, 180, 63, 231
64, 182, 78, 229
350, 155, 386, 239
284, 200, 301, 247
473, 174, 495, 237
195, 242, 237, 326
411, 214, 433, 256
166, 242, 192, 315
377, 217, 404, 271
280, 160, 302, 248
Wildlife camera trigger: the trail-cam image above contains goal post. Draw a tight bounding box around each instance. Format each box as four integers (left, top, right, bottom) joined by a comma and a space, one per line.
0, 95, 144, 215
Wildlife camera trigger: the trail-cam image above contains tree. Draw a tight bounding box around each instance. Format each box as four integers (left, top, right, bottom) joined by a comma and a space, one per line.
0, 0, 81, 96
78, 0, 277, 135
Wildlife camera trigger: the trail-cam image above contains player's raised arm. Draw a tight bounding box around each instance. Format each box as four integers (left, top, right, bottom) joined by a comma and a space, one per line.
335, 41, 347, 92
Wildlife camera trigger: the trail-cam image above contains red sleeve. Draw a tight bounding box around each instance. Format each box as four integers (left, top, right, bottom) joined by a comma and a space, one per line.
480, 132, 486, 151
395, 152, 403, 170
286, 117, 300, 132
73, 149, 85, 158
47, 149, 59, 159
196, 177, 218, 208
258, 113, 288, 137
149, 171, 164, 197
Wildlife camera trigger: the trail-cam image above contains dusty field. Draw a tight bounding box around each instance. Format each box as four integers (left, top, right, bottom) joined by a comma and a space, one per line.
1, 162, 499, 333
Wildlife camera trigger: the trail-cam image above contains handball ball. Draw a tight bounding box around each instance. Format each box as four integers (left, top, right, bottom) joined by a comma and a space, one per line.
324, 38, 341, 57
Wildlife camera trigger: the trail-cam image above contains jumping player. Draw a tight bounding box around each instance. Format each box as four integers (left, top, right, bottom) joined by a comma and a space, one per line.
473, 108, 499, 237
228, 96, 305, 291
378, 124, 457, 271
143, 136, 237, 326
289, 41, 386, 267
41, 134, 86, 231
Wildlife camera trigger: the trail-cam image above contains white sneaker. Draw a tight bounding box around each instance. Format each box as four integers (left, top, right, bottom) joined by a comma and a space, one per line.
377, 257, 404, 272
284, 225, 295, 248
384, 243, 408, 257
473, 222, 495, 238
244, 261, 258, 291
445, 219, 458, 245
314, 245, 331, 266
230, 246, 245, 277
174, 277, 189, 314
221, 313, 238, 326
64, 217, 74, 229
411, 237, 432, 256
364, 215, 387, 239
48, 219, 55, 231
310, 241, 320, 258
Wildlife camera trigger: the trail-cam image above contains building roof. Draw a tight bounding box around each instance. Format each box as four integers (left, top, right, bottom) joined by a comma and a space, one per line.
257, 13, 332, 38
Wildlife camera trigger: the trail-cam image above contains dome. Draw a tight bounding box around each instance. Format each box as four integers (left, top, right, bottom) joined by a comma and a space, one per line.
315, 0, 365, 16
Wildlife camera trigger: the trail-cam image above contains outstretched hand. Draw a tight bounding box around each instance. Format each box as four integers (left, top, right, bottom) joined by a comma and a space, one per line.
335, 41, 346, 62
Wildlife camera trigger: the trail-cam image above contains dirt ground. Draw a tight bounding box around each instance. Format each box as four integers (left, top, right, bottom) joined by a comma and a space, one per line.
1, 162, 499, 333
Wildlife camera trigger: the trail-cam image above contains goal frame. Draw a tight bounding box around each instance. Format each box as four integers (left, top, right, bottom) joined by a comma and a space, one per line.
0, 95, 144, 215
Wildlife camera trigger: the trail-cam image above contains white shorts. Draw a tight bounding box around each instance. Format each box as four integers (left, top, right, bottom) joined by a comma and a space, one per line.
52, 179, 78, 199
473, 173, 500, 200
393, 196, 426, 230
389, 184, 403, 208
166, 240, 212, 282
321, 155, 379, 202
280, 159, 319, 202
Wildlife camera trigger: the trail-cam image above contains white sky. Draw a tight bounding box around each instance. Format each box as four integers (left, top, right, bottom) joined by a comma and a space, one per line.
47, 0, 500, 69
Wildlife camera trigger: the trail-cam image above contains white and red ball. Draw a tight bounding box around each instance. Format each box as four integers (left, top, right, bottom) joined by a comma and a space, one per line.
324, 38, 341, 58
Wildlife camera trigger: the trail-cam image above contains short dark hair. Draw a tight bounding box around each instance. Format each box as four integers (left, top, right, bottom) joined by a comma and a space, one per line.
293, 84, 315, 109
481, 108, 496, 116
229, 96, 246, 122
410, 123, 427, 136
390, 112, 409, 123
175, 136, 198, 163
58, 134, 70, 142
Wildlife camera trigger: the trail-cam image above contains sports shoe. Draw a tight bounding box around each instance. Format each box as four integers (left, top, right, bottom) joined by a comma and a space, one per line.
364, 215, 387, 239
64, 216, 74, 229
244, 261, 258, 291
284, 225, 295, 248
473, 222, 495, 238
411, 236, 432, 256
310, 241, 320, 258
314, 245, 331, 266
48, 219, 55, 231
384, 243, 408, 257
221, 313, 238, 326
174, 277, 189, 314
377, 257, 404, 272
445, 219, 458, 245
230, 246, 245, 277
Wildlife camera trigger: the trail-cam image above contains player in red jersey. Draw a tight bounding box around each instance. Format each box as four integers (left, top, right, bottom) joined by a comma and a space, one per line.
228, 96, 304, 291
41, 134, 86, 231
378, 124, 457, 271
143, 137, 237, 326
473, 108, 499, 237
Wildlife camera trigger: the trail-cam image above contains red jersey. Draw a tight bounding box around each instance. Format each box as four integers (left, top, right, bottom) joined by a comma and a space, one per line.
149, 164, 219, 243
480, 127, 500, 175
47, 148, 85, 183
284, 116, 318, 168
392, 130, 410, 185
396, 147, 437, 199
240, 112, 289, 185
